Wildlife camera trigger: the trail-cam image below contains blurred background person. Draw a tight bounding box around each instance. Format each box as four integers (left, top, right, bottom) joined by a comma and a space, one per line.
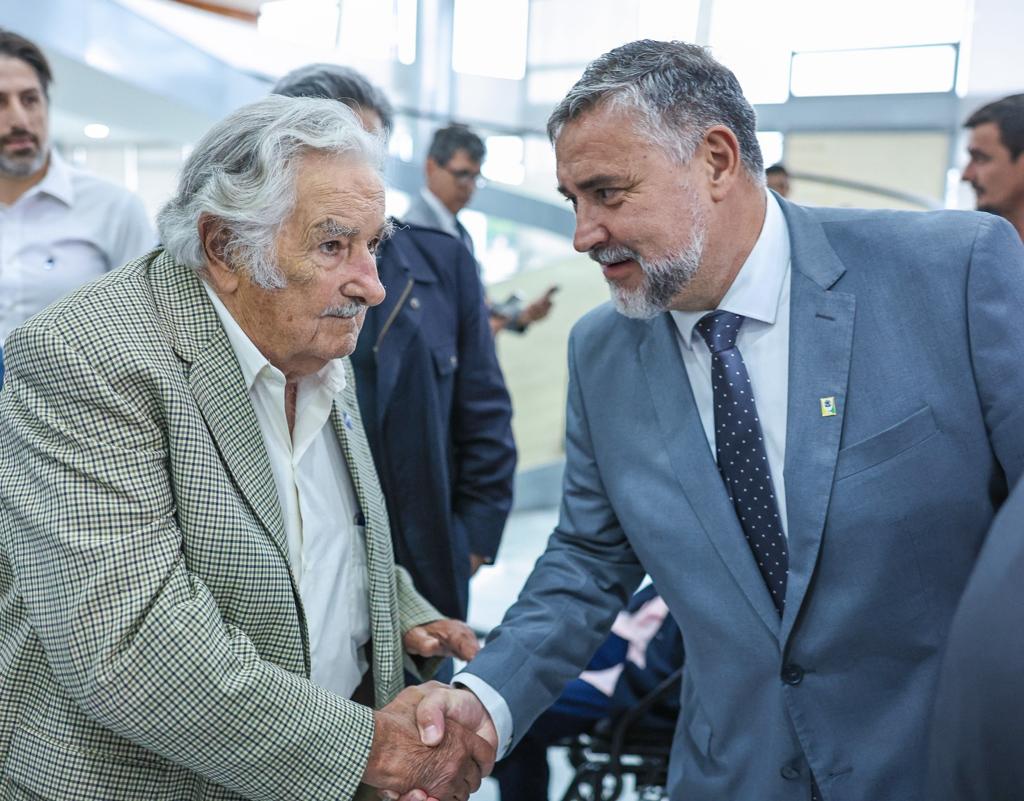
0, 28, 153, 344
765, 162, 791, 197
927, 474, 1024, 801
406, 123, 558, 335
962, 93, 1024, 240
273, 65, 517, 645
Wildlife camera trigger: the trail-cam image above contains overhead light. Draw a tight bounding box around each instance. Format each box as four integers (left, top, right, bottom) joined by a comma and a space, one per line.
83, 123, 110, 139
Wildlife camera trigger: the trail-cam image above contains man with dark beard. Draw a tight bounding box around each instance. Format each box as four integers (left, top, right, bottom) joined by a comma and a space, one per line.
962, 93, 1024, 241
0, 29, 153, 343
403, 39, 1024, 801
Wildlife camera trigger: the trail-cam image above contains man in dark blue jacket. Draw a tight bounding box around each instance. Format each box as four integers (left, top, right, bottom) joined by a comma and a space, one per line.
273, 65, 516, 623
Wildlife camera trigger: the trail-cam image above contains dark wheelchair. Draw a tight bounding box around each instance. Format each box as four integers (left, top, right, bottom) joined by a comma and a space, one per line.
557, 666, 682, 801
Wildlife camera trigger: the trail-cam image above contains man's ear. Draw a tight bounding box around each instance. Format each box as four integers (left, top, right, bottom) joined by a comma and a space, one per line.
701, 126, 743, 202
198, 214, 239, 294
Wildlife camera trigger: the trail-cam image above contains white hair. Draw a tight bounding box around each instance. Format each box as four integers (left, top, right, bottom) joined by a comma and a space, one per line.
157, 94, 384, 288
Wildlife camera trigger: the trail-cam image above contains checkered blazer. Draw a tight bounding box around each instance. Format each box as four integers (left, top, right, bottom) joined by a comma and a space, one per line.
0, 249, 441, 800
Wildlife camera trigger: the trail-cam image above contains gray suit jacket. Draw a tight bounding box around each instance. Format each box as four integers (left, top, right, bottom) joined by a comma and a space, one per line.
403, 191, 453, 235
927, 474, 1024, 801
0, 250, 441, 801
463, 200, 1024, 801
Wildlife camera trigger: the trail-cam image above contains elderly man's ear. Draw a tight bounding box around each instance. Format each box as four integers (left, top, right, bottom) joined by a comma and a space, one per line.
199, 214, 239, 294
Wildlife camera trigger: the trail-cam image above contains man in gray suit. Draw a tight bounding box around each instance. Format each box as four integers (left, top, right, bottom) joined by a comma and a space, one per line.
407, 40, 1024, 801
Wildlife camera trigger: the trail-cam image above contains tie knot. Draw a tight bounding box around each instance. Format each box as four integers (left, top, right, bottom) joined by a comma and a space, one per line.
695, 311, 744, 353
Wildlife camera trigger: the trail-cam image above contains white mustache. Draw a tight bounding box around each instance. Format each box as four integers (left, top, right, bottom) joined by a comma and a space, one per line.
321, 303, 363, 319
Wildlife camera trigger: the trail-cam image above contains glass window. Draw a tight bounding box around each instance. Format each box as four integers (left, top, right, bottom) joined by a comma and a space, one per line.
482, 136, 526, 186
791, 45, 957, 97
709, 0, 969, 104
452, 0, 529, 79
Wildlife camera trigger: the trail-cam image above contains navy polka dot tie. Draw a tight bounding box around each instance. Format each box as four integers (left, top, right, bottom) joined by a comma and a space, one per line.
696, 311, 789, 614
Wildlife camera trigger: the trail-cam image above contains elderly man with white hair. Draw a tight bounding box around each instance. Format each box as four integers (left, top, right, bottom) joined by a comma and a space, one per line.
0, 95, 493, 801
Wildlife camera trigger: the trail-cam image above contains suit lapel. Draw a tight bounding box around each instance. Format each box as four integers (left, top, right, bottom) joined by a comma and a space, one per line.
374, 235, 433, 415
331, 360, 403, 705
777, 201, 855, 646
188, 332, 288, 563
639, 315, 781, 638
148, 251, 288, 564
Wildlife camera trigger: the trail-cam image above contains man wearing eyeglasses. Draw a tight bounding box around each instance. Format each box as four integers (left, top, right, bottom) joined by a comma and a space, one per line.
406, 124, 557, 334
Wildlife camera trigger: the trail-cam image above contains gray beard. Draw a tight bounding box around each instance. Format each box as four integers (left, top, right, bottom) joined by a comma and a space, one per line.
590, 223, 707, 319
0, 147, 47, 178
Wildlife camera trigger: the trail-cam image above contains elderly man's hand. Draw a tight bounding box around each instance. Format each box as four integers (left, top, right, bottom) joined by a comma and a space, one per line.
364, 685, 495, 801
403, 619, 479, 662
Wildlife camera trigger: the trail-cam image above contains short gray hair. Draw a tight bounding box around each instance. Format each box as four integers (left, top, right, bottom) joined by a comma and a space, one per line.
272, 63, 394, 138
548, 40, 764, 181
157, 94, 384, 288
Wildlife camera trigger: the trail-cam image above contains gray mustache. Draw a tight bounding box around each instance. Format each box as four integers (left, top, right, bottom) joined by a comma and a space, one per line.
321, 303, 363, 319
589, 245, 640, 266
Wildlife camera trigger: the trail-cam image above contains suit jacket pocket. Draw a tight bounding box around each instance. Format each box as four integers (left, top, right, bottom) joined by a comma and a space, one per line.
3, 724, 186, 801
432, 344, 458, 376
835, 404, 938, 481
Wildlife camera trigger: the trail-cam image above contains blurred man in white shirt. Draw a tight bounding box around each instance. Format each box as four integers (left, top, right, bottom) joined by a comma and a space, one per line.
0, 28, 154, 342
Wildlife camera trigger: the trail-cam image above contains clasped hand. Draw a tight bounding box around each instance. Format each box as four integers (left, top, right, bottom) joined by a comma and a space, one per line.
364, 681, 497, 801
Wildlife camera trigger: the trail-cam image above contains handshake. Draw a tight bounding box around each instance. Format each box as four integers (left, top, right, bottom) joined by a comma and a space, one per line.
363, 681, 496, 801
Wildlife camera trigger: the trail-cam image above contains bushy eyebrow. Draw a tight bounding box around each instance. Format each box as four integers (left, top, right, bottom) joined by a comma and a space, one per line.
315, 219, 359, 238
376, 217, 396, 242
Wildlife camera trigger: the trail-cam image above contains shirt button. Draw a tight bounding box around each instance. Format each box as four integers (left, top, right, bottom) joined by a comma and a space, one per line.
409, 297, 420, 310
781, 664, 804, 685
780, 764, 801, 781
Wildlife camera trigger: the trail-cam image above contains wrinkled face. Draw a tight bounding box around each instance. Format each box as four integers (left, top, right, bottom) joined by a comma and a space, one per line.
962, 122, 1024, 218
426, 148, 481, 214
556, 105, 710, 318
0, 56, 49, 179
229, 153, 387, 377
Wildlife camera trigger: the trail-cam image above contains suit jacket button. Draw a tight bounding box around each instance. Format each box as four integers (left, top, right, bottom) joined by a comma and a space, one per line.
409, 296, 421, 310
781, 664, 804, 685
780, 764, 801, 781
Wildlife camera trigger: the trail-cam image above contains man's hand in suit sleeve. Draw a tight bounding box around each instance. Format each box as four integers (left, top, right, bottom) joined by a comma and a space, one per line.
363, 685, 495, 801
413, 682, 498, 755
404, 619, 480, 661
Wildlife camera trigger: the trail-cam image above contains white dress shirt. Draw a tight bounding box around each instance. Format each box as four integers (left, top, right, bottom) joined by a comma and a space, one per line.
670, 190, 792, 536
459, 191, 793, 755
203, 283, 371, 699
0, 150, 155, 342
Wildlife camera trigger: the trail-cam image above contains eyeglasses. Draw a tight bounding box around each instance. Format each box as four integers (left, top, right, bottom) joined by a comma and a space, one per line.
443, 165, 486, 189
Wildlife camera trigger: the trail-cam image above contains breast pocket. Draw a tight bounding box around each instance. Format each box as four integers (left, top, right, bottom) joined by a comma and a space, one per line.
432, 345, 458, 377
835, 404, 939, 481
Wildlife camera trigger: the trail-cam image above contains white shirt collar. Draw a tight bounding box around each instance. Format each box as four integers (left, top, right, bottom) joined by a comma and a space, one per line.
671, 190, 791, 350
200, 279, 347, 395
17, 149, 74, 208
420, 186, 460, 238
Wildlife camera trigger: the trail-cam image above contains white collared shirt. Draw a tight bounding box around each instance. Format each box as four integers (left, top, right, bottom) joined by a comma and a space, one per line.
670, 190, 792, 536
202, 282, 371, 699
459, 191, 794, 756
0, 150, 155, 342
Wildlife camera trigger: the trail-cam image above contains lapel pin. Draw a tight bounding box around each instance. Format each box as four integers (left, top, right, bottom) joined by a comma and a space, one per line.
820, 397, 837, 417
343, 410, 354, 430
